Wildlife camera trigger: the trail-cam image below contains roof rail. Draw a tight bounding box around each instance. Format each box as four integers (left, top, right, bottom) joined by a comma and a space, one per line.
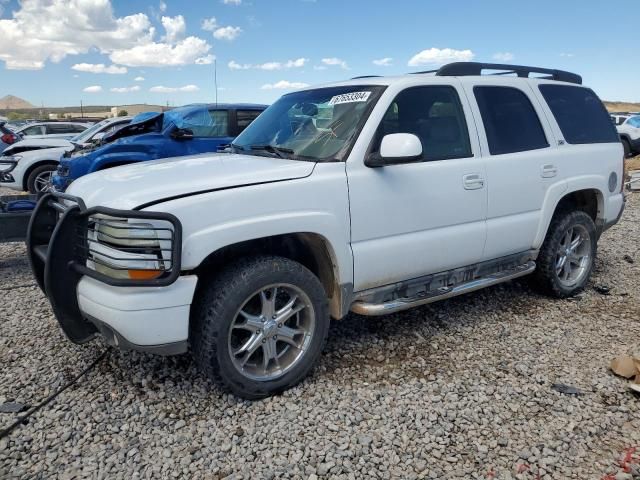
351, 75, 381, 79
431, 62, 582, 85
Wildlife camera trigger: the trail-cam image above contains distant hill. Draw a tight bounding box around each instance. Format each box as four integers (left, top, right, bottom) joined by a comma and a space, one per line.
0, 95, 35, 109
604, 101, 640, 113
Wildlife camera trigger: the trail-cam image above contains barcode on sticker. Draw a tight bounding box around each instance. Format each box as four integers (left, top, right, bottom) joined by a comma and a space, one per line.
328, 91, 371, 105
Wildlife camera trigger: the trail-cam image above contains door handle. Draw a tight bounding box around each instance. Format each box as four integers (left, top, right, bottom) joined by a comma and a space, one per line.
463, 173, 485, 190
541, 164, 558, 178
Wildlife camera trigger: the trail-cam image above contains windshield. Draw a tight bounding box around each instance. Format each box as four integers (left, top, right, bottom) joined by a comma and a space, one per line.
232, 85, 385, 161
71, 118, 111, 143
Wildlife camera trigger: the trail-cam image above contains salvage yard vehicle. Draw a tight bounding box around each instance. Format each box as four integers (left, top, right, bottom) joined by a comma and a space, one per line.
615, 114, 640, 157
13, 121, 90, 140
0, 121, 20, 153
51, 103, 267, 191
0, 116, 131, 193
28, 62, 625, 399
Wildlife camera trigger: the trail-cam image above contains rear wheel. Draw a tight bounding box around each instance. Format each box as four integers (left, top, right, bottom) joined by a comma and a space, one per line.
190, 255, 329, 399
622, 138, 631, 158
532, 210, 597, 298
26, 164, 56, 193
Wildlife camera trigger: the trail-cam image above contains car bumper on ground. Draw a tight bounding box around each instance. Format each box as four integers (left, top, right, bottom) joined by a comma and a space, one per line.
27, 191, 191, 355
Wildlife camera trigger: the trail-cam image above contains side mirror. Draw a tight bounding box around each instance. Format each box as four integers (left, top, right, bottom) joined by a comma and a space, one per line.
365, 133, 423, 168
171, 128, 194, 140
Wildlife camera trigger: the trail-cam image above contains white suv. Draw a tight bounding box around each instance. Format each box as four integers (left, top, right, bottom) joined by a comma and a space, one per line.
28, 62, 625, 399
614, 114, 640, 157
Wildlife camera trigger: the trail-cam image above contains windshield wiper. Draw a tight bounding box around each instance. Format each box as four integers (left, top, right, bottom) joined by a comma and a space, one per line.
249, 144, 294, 159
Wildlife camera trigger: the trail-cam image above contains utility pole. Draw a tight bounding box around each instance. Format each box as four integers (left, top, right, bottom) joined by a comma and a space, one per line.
214, 60, 218, 106
80, 100, 84, 118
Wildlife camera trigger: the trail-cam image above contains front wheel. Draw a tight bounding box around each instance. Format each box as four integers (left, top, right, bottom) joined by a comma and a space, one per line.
26, 164, 56, 193
622, 138, 632, 158
532, 210, 597, 298
190, 255, 329, 399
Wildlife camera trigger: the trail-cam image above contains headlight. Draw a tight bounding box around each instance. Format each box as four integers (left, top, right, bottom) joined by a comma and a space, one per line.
86, 215, 175, 281
2, 154, 21, 162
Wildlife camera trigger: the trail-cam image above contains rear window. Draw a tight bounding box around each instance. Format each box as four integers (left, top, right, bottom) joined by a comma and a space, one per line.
474, 86, 548, 155
539, 85, 619, 144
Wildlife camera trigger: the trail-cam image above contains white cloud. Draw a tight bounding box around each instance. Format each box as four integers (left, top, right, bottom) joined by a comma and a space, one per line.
223, 0, 241, 4
407, 48, 474, 67
0, 0, 213, 70
110, 85, 141, 93
373, 57, 393, 67
134, 76, 145, 81
83, 85, 103, 93
110, 37, 213, 67
159, 1, 167, 13
71, 63, 127, 74
161, 15, 185, 43
321, 57, 348, 69
228, 58, 307, 71
261, 80, 309, 90
228, 60, 250, 70
560, 53, 575, 58
213, 25, 242, 41
149, 84, 199, 93
201, 17, 217, 31
492, 52, 514, 62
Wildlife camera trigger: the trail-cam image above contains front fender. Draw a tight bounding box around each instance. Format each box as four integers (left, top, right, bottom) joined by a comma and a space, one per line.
90, 151, 154, 172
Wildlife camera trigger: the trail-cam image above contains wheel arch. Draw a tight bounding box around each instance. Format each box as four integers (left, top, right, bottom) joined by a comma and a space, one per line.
536, 187, 605, 248
192, 232, 349, 319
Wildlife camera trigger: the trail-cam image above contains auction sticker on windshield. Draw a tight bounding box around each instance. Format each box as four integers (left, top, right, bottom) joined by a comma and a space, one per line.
328, 91, 371, 105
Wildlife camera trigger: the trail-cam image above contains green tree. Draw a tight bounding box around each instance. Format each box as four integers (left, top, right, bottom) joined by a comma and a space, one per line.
117, 110, 128, 117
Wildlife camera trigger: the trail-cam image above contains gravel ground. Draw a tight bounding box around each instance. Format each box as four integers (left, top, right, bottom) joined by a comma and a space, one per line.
1, 188, 639, 480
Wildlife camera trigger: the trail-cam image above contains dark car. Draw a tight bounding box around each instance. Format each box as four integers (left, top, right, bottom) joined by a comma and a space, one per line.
52, 104, 267, 191
0, 122, 20, 154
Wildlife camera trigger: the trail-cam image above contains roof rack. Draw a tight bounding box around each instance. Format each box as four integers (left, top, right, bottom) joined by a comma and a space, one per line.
413, 62, 582, 85
350, 75, 381, 79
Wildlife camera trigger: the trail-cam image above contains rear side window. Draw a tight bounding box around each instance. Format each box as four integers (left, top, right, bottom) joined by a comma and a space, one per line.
628, 117, 640, 128
539, 85, 619, 144
47, 124, 83, 134
474, 86, 548, 155
236, 110, 262, 133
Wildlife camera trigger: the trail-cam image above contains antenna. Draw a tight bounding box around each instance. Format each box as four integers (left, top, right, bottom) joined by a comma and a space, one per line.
214, 59, 218, 107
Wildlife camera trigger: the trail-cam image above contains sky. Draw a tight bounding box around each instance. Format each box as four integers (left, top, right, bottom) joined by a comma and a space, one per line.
0, 0, 638, 108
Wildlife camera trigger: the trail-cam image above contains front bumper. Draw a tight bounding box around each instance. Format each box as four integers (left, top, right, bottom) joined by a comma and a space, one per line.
27, 192, 193, 354
0, 158, 18, 187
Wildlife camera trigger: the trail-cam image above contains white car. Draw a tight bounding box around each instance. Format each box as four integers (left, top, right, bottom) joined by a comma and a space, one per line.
14, 121, 91, 140
0, 117, 131, 193
28, 62, 625, 399
614, 115, 640, 157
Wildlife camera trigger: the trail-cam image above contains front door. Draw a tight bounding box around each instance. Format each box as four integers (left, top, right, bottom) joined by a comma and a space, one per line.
347, 83, 488, 292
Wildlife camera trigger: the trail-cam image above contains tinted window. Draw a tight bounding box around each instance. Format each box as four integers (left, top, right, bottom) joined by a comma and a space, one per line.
236, 110, 262, 133
375, 86, 472, 161
179, 109, 229, 137
474, 86, 548, 155
539, 85, 619, 144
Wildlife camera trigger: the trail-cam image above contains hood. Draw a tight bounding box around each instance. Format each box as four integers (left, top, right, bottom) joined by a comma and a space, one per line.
3, 137, 72, 156
103, 112, 163, 143
67, 153, 316, 210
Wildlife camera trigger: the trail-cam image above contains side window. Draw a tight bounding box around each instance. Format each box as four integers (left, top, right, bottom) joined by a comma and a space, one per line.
474, 86, 548, 155
628, 117, 640, 128
374, 86, 472, 161
72, 124, 87, 133
47, 124, 81, 134
539, 85, 619, 144
179, 109, 229, 137
236, 110, 262, 134
22, 125, 45, 136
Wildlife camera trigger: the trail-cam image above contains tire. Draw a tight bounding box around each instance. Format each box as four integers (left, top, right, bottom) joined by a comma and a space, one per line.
26, 164, 56, 194
532, 210, 597, 298
622, 139, 631, 158
190, 255, 330, 399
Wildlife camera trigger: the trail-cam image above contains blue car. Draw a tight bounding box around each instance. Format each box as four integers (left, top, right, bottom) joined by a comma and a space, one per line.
52, 103, 267, 191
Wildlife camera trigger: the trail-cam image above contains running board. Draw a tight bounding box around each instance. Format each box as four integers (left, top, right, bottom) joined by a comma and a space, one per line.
350, 261, 536, 316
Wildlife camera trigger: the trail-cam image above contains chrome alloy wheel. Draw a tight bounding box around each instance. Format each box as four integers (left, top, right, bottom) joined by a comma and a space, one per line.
228, 284, 315, 381
555, 224, 592, 287
34, 170, 54, 192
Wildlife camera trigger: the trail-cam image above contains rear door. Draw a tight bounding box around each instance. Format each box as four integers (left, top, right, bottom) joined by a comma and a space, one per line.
347, 82, 488, 291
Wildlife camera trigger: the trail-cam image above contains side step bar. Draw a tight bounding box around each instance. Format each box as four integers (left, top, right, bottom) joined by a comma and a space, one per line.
350, 261, 536, 316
